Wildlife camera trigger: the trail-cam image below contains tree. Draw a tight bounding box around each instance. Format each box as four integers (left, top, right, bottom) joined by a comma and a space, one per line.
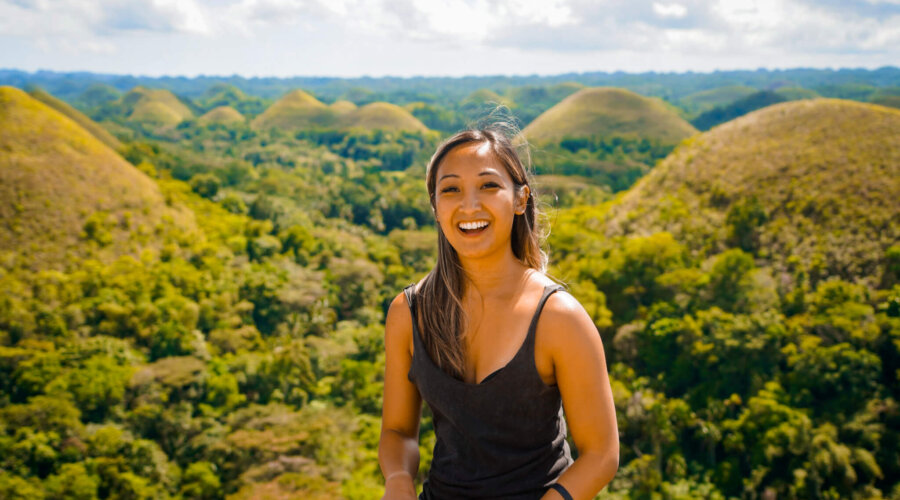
189, 173, 221, 199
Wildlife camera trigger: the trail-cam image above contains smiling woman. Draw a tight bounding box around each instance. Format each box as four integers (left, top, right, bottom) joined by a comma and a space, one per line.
378, 126, 619, 500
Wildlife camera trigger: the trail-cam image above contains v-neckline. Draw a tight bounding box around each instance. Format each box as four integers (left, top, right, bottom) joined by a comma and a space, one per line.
412, 284, 559, 387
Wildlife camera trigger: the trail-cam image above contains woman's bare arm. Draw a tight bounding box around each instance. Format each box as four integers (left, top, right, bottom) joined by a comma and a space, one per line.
379, 292, 424, 499
540, 292, 619, 500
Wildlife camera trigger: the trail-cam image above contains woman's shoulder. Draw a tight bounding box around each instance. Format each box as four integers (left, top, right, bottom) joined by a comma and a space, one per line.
385, 294, 415, 359
529, 272, 579, 311
385, 277, 428, 341
385, 284, 417, 343
533, 276, 598, 347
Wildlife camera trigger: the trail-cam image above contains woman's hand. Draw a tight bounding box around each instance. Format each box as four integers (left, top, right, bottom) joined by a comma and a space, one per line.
381, 471, 418, 499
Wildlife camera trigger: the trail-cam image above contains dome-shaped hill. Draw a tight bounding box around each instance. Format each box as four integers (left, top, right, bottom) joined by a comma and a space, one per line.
0, 86, 193, 269
122, 86, 193, 126
679, 85, 758, 113
198, 106, 245, 125
28, 87, 122, 150
329, 100, 357, 114
341, 102, 428, 132
130, 100, 185, 126
462, 89, 508, 106
774, 87, 820, 101
604, 99, 900, 279
251, 89, 335, 130
202, 83, 246, 101
77, 83, 121, 108
524, 87, 697, 144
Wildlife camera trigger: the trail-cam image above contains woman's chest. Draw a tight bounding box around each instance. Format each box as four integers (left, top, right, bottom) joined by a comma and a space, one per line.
460, 303, 556, 386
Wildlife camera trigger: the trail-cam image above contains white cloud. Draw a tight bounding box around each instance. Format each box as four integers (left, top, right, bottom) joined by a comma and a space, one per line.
653, 2, 687, 19
1, 0, 899, 76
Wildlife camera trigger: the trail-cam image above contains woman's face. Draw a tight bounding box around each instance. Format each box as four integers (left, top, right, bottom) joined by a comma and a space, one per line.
433, 142, 529, 261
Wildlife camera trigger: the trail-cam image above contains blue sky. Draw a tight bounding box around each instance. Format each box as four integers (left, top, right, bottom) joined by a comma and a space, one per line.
1, 0, 898, 77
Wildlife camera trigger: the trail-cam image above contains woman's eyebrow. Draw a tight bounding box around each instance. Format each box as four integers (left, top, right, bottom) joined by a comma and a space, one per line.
438, 171, 502, 182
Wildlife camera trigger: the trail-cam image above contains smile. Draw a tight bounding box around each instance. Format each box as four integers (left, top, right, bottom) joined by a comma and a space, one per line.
458, 220, 490, 234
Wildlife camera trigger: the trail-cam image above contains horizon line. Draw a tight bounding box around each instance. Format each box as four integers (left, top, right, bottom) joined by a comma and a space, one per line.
2, 65, 899, 81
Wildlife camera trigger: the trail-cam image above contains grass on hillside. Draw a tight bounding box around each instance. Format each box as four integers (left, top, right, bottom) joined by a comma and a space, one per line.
605, 98, 900, 281
28, 87, 123, 151
198, 106, 245, 125
0, 86, 194, 269
524, 87, 698, 144
123, 86, 194, 124
678, 85, 759, 115
253, 90, 427, 132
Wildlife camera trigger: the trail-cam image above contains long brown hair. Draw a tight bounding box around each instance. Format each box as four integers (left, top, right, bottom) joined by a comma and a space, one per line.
414, 126, 547, 379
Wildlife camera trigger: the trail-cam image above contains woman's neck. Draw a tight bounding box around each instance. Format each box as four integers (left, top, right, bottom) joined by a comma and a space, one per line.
459, 250, 532, 300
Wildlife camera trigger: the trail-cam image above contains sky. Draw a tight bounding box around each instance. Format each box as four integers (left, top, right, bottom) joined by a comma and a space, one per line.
1, 0, 898, 78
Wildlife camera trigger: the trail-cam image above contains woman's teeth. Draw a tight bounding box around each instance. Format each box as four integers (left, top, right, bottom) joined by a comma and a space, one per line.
459, 221, 489, 232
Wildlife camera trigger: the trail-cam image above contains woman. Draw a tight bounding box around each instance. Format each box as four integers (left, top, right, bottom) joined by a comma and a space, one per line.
379, 126, 618, 500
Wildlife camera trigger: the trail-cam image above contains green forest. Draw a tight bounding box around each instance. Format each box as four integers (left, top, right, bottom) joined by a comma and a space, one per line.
1, 67, 899, 499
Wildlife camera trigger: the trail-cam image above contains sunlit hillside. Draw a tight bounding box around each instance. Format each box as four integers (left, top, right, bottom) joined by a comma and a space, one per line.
329, 99, 357, 114
343, 102, 428, 132
524, 87, 698, 144
0, 86, 192, 269
198, 105, 245, 125
605, 99, 900, 280
774, 86, 820, 100
462, 88, 510, 107
75, 82, 122, 109
251, 89, 335, 130
28, 87, 122, 151
121, 86, 194, 126
202, 82, 248, 104
678, 85, 758, 114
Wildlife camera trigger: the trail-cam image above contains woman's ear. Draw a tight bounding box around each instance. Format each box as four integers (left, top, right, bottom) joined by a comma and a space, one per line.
515, 185, 530, 215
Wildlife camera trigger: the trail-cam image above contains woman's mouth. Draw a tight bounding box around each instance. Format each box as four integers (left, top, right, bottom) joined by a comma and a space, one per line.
458, 220, 489, 236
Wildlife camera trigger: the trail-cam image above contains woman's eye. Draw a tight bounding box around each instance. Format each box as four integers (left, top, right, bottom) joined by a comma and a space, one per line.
441, 187, 458, 193
482, 182, 500, 189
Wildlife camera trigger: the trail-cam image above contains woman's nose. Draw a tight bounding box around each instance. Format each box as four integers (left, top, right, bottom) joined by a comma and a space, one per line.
461, 190, 481, 211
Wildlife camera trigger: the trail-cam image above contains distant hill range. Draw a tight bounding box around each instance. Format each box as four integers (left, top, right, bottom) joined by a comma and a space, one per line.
251, 89, 427, 132
2, 67, 897, 104
0, 86, 194, 269
604, 99, 900, 281
524, 87, 697, 144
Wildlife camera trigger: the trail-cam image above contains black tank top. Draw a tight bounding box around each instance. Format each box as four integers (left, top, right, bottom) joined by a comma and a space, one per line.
403, 284, 573, 500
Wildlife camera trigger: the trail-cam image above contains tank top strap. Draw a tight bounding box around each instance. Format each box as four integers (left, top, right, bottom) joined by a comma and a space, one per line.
402, 284, 423, 350
524, 284, 565, 349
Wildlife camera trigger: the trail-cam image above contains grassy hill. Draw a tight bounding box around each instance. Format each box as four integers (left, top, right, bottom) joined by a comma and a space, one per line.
774, 87, 820, 101
342, 102, 428, 132
198, 105, 245, 125
251, 89, 335, 130
252, 90, 427, 132
524, 87, 698, 144
202, 83, 247, 103
200, 83, 269, 117
0, 86, 192, 269
691, 90, 787, 131
604, 98, 900, 280
329, 99, 357, 114
122, 86, 194, 126
679, 85, 759, 114
462, 88, 509, 107
75, 82, 122, 109
27, 87, 122, 150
